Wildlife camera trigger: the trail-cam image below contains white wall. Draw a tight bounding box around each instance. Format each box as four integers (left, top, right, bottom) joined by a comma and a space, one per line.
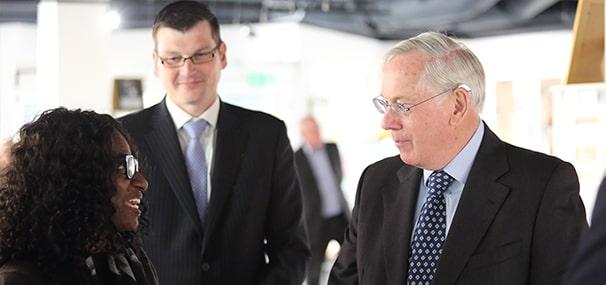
108, 29, 158, 110
0, 23, 37, 140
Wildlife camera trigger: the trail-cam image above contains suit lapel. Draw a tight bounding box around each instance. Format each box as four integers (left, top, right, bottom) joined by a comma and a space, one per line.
326, 145, 350, 218
326, 144, 343, 181
145, 101, 203, 234
434, 125, 511, 284
383, 165, 422, 285
202, 102, 247, 252
296, 150, 316, 187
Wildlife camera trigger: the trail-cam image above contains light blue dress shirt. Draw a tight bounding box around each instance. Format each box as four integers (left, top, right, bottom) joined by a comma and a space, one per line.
411, 122, 484, 239
303, 144, 343, 218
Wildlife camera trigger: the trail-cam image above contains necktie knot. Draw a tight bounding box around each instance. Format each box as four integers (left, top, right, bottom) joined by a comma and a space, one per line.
426, 170, 455, 197
183, 119, 208, 140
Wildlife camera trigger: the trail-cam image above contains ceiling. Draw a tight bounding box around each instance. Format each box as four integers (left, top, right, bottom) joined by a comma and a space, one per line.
0, 0, 579, 40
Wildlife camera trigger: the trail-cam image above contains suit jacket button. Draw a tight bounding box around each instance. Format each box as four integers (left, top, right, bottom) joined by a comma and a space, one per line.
202, 262, 210, 271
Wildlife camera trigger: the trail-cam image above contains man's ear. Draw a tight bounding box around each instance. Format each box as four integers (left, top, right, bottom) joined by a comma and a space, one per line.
219, 42, 227, 69
450, 86, 470, 125
152, 51, 159, 77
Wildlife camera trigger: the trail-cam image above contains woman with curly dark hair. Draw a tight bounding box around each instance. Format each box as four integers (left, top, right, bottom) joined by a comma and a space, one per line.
0, 108, 158, 285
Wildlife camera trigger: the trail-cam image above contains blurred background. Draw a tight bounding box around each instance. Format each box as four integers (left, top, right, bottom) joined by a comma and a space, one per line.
0, 0, 604, 223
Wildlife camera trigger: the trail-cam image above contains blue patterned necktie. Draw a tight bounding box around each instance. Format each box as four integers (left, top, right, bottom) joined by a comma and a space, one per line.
183, 119, 209, 222
407, 170, 455, 285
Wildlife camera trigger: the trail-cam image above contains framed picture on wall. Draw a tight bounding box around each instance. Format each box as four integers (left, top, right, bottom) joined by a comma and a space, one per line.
113, 79, 143, 110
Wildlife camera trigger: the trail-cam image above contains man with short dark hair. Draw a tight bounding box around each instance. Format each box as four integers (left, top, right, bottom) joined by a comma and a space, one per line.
329, 31, 587, 285
120, 1, 309, 284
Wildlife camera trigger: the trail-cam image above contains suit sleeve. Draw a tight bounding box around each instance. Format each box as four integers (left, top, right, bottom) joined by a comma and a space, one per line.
259, 123, 311, 285
563, 177, 606, 285
328, 167, 369, 285
530, 161, 587, 284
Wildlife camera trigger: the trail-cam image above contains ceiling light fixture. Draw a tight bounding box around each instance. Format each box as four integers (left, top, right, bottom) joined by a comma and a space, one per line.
100, 10, 121, 31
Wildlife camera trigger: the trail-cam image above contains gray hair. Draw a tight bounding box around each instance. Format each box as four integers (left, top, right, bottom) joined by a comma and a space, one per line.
384, 32, 485, 112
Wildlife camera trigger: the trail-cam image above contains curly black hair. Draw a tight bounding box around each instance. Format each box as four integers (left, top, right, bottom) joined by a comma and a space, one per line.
0, 107, 147, 283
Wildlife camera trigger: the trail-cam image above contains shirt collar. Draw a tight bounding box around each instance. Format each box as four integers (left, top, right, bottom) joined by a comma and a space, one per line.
302, 143, 325, 154
423, 121, 484, 188
165, 95, 220, 130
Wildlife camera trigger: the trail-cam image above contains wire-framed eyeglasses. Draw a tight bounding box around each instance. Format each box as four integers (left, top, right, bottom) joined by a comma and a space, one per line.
116, 154, 139, 179
158, 45, 220, 68
373, 83, 471, 115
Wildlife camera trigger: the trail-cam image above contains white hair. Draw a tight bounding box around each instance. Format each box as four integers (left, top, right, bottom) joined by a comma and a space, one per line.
384, 32, 485, 112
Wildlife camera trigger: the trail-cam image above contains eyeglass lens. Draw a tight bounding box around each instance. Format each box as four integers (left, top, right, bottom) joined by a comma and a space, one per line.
373, 97, 389, 113
125, 155, 139, 179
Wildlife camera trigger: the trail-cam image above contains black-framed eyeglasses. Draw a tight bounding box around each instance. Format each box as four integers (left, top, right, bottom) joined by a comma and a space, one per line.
158, 45, 220, 68
373, 83, 471, 116
116, 154, 139, 179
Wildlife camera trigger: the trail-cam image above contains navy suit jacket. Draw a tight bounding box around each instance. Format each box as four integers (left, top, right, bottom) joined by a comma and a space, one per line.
329, 124, 587, 285
120, 99, 310, 284
564, 176, 606, 285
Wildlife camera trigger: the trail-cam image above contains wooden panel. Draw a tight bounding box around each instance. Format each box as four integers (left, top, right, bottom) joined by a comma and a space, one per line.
566, 0, 605, 84
496, 81, 514, 142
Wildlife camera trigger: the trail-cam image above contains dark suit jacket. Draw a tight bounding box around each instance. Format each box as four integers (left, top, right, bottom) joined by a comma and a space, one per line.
329, 124, 587, 285
294, 143, 350, 244
120, 99, 310, 285
563, 176, 606, 284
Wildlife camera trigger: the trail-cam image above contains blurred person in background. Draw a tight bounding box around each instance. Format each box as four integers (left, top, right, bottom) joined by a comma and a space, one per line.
329, 32, 587, 285
119, 1, 309, 284
0, 108, 157, 285
564, 175, 606, 284
295, 116, 350, 285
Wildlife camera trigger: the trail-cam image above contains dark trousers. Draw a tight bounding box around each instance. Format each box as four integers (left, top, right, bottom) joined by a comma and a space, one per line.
308, 214, 347, 285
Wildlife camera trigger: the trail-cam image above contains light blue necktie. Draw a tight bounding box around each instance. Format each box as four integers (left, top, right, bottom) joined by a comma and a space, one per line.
407, 170, 455, 285
183, 119, 209, 223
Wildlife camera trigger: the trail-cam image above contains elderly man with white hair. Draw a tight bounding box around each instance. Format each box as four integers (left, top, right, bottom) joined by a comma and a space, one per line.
329, 32, 587, 285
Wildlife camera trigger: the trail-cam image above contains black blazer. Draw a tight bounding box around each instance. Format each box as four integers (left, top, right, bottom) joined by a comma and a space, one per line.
329, 124, 587, 285
294, 143, 350, 244
563, 176, 606, 285
120, 100, 310, 284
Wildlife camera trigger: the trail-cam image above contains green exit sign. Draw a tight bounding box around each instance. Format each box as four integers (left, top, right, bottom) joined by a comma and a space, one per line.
247, 72, 274, 87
